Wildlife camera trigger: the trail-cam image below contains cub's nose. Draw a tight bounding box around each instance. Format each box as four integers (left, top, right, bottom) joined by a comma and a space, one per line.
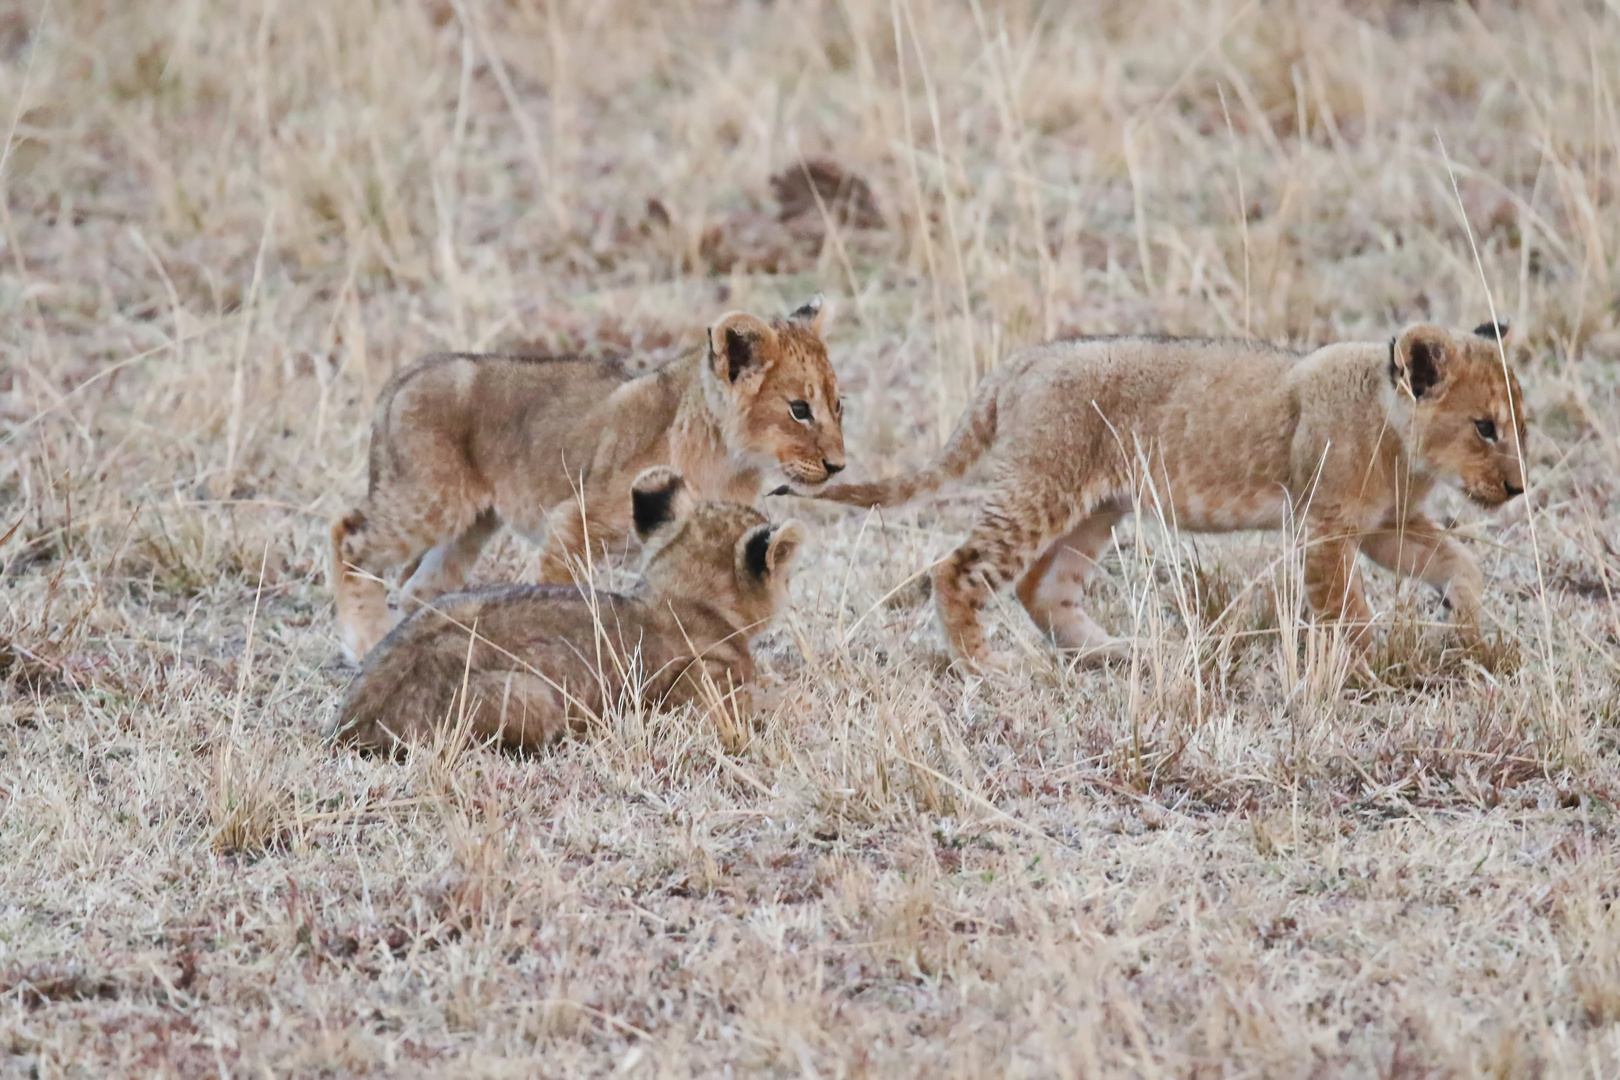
1504, 482, 1523, 498
823, 460, 845, 476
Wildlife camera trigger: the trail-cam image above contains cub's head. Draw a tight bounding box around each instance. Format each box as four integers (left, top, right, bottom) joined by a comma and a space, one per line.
630, 466, 805, 633
703, 297, 846, 490
1390, 321, 1528, 508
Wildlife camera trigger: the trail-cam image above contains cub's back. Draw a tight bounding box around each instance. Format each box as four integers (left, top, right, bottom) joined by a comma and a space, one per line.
1007, 336, 1298, 407
368, 353, 637, 492
1005, 335, 1298, 432
984, 336, 1303, 489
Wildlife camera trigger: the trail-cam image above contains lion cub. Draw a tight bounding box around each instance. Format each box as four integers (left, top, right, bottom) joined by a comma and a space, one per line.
330, 300, 843, 662
808, 322, 1527, 669
332, 467, 804, 755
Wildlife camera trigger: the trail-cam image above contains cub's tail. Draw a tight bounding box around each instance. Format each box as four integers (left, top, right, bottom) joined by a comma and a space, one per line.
812, 386, 997, 509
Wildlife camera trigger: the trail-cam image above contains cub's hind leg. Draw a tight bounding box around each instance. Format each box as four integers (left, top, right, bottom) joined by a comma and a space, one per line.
932, 476, 1092, 670
1014, 505, 1128, 665
331, 477, 494, 662
401, 508, 501, 605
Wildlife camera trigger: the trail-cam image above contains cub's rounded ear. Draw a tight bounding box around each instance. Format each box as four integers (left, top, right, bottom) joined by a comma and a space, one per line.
738, 520, 806, 583
1472, 319, 1511, 346
1391, 324, 1454, 400
707, 312, 776, 385
786, 294, 829, 337
631, 466, 692, 540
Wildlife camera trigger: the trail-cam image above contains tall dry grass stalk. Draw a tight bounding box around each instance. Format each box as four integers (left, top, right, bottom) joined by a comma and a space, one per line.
2, 0, 1619, 1073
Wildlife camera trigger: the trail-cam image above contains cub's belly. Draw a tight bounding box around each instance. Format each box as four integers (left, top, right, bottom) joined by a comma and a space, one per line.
1169, 485, 1291, 533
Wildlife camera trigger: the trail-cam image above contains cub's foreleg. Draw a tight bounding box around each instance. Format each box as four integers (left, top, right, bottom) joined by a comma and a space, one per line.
1302, 526, 1374, 651
1359, 514, 1484, 638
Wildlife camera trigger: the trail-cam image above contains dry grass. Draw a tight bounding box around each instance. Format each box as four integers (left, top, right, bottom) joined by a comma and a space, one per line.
3, 0, 1620, 1074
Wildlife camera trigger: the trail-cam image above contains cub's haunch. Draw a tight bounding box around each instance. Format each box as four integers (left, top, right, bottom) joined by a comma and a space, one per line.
808, 322, 1527, 669
332, 467, 804, 756
330, 299, 843, 663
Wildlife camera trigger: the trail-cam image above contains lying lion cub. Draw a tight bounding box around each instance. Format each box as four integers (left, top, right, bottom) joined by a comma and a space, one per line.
331, 467, 804, 755
330, 299, 843, 662
806, 322, 1527, 669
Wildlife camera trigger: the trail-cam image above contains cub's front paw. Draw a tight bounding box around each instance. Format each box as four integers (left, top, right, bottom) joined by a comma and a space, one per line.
954, 649, 1024, 677
1064, 637, 1133, 668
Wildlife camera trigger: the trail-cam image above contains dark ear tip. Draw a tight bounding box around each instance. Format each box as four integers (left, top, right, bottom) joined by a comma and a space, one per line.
1472, 319, 1510, 341
1399, 329, 1447, 399
718, 322, 759, 383
788, 294, 824, 321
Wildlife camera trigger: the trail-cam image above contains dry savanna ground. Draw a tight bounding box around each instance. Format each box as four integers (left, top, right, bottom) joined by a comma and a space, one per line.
3, 0, 1620, 1075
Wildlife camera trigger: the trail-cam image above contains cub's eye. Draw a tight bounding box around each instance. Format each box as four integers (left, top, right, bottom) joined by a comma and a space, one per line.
789, 400, 812, 422
835, 397, 845, 419
1474, 418, 1498, 442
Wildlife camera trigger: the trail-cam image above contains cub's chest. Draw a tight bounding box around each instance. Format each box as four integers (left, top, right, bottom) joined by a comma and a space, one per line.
671, 451, 762, 504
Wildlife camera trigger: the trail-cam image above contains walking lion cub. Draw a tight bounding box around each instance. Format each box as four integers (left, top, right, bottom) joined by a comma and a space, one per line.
330, 300, 843, 662
331, 467, 804, 755
805, 322, 1527, 669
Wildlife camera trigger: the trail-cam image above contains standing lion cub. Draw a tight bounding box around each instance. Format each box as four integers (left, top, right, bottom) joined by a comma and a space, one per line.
330, 299, 843, 662
331, 467, 804, 755
804, 322, 1527, 669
